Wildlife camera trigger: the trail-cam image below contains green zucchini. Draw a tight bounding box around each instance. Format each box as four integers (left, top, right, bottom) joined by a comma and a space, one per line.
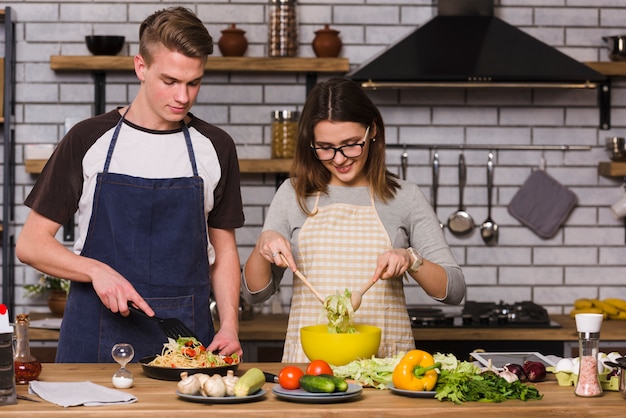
320, 374, 348, 392
233, 367, 265, 397
299, 375, 335, 393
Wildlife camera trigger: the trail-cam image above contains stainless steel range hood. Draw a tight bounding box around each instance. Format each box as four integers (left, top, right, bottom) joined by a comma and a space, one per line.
348, 0, 606, 90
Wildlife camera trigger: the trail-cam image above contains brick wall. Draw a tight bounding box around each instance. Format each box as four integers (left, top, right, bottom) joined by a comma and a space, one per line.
3, 1, 626, 317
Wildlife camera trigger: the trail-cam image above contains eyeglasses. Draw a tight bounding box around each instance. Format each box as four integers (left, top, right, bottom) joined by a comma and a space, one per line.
311, 126, 371, 161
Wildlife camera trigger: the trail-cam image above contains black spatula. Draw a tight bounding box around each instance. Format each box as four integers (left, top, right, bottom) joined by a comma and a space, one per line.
128, 303, 199, 341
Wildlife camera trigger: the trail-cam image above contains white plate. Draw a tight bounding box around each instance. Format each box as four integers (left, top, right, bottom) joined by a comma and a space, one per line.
176, 389, 266, 403
470, 352, 556, 370
388, 383, 436, 398
272, 383, 362, 403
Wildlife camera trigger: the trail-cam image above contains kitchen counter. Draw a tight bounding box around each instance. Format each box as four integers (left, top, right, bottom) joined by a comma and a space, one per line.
29, 314, 626, 362
32, 314, 624, 342
3, 362, 624, 417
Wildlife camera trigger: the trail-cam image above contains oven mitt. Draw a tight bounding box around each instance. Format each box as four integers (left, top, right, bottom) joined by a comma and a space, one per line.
507, 169, 577, 239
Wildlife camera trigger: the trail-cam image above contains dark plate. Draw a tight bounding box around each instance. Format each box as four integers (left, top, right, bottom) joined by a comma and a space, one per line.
272, 383, 362, 403
139, 355, 239, 381
176, 389, 266, 404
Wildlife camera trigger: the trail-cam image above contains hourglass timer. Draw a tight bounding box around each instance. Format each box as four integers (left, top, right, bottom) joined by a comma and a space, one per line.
111, 343, 134, 388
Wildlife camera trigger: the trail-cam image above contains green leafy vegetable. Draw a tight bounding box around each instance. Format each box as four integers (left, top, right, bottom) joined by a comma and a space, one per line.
324, 289, 356, 333
433, 353, 543, 404
331, 353, 404, 389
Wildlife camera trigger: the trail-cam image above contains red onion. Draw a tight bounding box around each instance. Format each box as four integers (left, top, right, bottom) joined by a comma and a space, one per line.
523, 360, 547, 382
503, 363, 526, 381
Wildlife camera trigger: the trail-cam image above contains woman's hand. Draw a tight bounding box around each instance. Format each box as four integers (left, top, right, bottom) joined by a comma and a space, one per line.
370, 248, 412, 281
257, 230, 296, 270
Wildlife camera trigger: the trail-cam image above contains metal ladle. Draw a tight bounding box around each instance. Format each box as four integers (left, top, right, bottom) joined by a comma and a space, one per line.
480, 152, 499, 246
432, 152, 444, 229
448, 153, 475, 236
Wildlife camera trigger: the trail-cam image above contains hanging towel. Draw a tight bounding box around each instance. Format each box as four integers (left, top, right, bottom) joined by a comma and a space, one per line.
507, 169, 577, 239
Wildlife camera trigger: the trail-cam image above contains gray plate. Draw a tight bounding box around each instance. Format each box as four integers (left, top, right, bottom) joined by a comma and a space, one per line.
176, 389, 266, 404
272, 383, 362, 403
388, 383, 436, 398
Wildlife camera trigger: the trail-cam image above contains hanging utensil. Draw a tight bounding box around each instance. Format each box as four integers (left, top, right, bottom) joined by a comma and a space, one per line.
431, 152, 444, 229
480, 152, 499, 246
279, 254, 325, 304
447, 153, 475, 236
401, 146, 408, 180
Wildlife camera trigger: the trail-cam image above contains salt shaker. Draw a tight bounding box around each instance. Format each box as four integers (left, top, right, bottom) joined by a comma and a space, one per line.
574, 313, 603, 397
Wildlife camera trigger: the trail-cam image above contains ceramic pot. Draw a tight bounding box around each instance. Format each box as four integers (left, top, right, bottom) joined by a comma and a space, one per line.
218, 24, 248, 57
47, 290, 67, 316
312, 24, 342, 58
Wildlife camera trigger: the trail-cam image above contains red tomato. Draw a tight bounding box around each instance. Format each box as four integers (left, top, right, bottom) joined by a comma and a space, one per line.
306, 359, 333, 376
278, 366, 304, 390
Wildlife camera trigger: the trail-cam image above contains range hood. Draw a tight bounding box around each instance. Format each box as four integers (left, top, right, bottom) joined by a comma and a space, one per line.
348, 0, 606, 89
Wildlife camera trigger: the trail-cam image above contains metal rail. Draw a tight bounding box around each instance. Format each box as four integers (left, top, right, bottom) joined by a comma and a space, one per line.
386, 144, 591, 151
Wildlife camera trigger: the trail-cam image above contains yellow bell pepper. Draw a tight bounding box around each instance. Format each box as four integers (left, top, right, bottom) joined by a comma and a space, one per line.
392, 349, 440, 391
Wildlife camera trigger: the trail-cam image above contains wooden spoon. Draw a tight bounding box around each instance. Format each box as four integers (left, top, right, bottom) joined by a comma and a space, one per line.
279, 254, 325, 304
350, 279, 377, 312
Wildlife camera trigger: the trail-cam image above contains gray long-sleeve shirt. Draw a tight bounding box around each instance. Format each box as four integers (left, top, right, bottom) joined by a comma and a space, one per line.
242, 179, 465, 305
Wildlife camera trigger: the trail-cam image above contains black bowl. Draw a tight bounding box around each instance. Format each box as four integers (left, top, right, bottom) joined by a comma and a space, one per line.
85, 35, 125, 56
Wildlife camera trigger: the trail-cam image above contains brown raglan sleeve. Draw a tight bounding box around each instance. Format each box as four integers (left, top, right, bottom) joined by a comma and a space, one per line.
24, 111, 119, 225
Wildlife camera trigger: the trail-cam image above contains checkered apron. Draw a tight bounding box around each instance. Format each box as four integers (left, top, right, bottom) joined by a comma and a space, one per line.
282, 192, 415, 363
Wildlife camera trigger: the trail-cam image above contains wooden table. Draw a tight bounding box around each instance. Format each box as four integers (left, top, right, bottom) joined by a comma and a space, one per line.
2, 363, 624, 417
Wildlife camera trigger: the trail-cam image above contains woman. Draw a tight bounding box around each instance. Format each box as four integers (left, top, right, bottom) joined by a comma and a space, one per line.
242, 77, 465, 362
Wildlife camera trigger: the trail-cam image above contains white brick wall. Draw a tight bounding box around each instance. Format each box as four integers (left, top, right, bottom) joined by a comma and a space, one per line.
2, 1, 625, 317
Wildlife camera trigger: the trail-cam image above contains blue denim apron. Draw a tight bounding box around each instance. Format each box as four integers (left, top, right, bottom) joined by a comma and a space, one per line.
56, 111, 214, 362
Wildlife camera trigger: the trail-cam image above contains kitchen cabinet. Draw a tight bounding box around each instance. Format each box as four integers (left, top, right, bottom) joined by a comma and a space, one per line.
1, 7, 16, 319
5, 362, 626, 416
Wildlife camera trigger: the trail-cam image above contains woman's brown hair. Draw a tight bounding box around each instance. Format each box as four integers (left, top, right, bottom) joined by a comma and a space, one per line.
139, 7, 213, 66
291, 77, 400, 215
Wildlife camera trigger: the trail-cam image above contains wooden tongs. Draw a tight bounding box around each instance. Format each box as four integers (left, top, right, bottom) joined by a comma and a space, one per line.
279, 254, 325, 304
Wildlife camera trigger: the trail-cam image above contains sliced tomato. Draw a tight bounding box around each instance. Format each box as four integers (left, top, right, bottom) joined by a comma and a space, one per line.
181, 347, 196, 358
278, 366, 304, 390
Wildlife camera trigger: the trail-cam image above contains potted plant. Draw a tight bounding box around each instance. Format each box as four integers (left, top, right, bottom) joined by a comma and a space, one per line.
24, 274, 70, 316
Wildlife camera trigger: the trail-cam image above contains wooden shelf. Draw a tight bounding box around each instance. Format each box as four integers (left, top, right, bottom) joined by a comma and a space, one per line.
598, 161, 626, 177
26, 158, 292, 175
50, 56, 350, 73
585, 61, 626, 76
239, 158, 292, 173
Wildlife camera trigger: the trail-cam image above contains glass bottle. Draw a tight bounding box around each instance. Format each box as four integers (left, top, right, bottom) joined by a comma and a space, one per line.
574, 313, 603, 397
13, 314, 42, 385
268, 0, 298, 57
271, 110, 299, 158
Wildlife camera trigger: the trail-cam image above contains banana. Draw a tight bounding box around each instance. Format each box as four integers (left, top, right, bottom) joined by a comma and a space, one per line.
590, 299, 620, 316
574, 299, 594, 309
603, 298, 626, 312
608, 311, 626, 320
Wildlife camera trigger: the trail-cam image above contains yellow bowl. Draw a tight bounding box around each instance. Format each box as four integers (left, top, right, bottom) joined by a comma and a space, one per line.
300, 324, 381, 366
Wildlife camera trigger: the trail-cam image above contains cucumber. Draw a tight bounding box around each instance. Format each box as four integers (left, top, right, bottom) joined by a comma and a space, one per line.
233, 367, 265, 397
320, 374, 348, 392
299, 375, 335, 393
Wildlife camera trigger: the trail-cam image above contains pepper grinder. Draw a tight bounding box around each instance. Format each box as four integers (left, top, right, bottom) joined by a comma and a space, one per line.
574, 313, 603, 397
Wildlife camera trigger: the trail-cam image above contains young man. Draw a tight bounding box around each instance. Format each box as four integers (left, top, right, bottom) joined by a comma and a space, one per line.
16, 7, 244, 362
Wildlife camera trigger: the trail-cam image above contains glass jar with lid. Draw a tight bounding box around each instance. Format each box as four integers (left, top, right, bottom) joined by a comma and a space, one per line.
268, 0, 298, 57
271, 110, 299, 158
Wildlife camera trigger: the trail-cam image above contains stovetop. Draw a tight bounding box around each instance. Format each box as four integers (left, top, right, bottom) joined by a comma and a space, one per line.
408, 301, 561, 328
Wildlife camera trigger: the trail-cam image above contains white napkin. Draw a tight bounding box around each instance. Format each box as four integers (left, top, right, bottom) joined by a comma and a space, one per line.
29, 380, 137, 407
